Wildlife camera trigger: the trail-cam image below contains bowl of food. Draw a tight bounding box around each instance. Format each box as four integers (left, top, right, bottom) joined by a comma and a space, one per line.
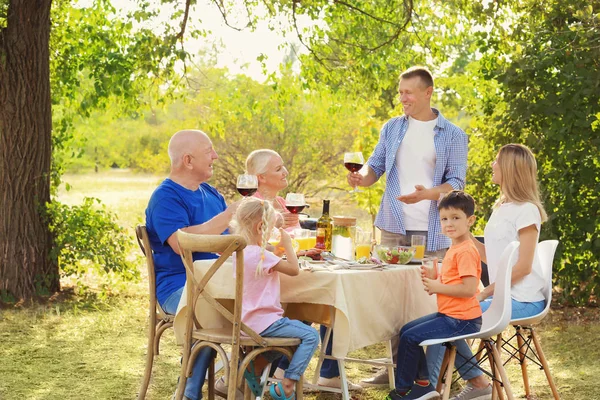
375, 245, 415, 265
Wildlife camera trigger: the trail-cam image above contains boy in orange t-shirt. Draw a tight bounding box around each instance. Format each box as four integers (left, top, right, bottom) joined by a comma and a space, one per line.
386, 191, 482, 400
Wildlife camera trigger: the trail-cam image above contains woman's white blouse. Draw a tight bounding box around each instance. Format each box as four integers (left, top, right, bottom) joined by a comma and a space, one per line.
484, 202, 545, 303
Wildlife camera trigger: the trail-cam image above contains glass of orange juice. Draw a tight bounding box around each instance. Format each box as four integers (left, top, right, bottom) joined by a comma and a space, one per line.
411, 235, 426, 260
293, 229, 314, 251
355, 229, 372, 259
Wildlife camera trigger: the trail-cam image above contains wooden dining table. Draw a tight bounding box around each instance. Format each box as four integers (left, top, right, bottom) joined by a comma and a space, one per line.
174, 259, 437, 399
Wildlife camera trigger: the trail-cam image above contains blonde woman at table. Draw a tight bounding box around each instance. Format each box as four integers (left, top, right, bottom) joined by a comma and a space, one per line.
386, 191, 482, 400
231, 198, 319, 400
247, 149, 363, 391
426, 144, 548, 400
246, 149, 300, 232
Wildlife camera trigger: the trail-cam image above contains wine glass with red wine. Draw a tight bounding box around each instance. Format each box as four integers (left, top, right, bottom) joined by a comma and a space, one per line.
285, 193, 306, 214
344, 152, 365, 193
236, 174, 258, 197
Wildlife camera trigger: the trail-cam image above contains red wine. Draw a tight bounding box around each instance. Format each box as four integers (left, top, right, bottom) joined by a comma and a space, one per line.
237, 187, 257, 196
344, 162, 363, 173
285, 205, 306, 214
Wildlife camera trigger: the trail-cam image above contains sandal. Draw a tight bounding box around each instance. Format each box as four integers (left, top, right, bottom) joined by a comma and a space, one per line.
243, 360, 264, 397
269, 382, 295, 400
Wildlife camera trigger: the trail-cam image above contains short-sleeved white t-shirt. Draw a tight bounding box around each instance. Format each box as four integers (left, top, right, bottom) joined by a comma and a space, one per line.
395, 117, 437, 231
484, 202, 545, 303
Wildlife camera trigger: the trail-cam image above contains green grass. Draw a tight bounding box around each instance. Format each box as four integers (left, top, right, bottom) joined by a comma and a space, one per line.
1, 170, 598, 399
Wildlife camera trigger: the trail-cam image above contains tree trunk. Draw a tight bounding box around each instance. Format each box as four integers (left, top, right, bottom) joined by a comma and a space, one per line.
0, 0, 58, 300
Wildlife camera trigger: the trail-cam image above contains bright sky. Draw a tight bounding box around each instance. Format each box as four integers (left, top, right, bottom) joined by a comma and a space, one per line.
105, 0, 306, 81
188, 3, 302, 80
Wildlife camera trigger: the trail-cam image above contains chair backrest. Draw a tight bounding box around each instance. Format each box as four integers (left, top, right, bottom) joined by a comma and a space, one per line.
480, 241, 520, 336
176, 230, 268, 347
510, 239, 559, 325
538, 240, 559, 305
135, 225, 171, 318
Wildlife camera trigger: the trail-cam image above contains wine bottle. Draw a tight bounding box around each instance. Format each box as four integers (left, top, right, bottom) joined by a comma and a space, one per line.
315, 200, 332, 251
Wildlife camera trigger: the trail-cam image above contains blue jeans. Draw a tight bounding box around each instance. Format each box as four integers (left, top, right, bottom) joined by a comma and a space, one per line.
162, 287, 216, 400
395, 312, 482, 391
260, 317, 320, 381
277, 324, 339, 378
425, 298, 546, 387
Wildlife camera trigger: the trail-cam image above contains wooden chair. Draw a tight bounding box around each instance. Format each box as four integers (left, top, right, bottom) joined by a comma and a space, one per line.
135, 225, 175, 400
175, 230, 304, 400
421, 241, 520, 400
497, 240, 560, 399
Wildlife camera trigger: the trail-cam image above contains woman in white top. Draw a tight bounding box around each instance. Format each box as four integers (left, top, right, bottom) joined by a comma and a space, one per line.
475, 143, 548, 315
427, 144, 549, 399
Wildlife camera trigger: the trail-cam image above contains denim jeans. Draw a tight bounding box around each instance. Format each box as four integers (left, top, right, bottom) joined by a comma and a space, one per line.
276, 324, 339, 378
162, 287, 216, 400
394, 312, 482, 391
425, 298, 546, 387
260, 317, 320, 381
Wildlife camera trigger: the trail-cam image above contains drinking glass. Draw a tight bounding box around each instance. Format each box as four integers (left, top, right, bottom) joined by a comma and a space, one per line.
422, 256, 439, 279
344, 152, 365, 193
236, 174, 258, 197
355, 228, 372, 260
411, 235, 426, 260
285, 193, 306, 214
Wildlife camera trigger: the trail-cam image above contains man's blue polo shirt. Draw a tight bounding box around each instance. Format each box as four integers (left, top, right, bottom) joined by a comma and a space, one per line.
145, 179, 227, 305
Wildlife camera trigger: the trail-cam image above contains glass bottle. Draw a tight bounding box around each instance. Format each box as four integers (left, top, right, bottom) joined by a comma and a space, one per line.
315, 200, 332, 251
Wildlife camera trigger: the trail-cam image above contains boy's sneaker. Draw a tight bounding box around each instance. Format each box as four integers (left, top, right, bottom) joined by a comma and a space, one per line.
450, 382, 492, 400
386, 384, 439, 400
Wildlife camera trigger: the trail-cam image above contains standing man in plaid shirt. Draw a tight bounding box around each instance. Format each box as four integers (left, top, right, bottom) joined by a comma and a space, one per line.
347, 66, 468, 388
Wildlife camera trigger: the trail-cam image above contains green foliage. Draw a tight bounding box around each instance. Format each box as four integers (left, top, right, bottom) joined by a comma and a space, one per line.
465, 0, 600, 304
46, 197, 138, 283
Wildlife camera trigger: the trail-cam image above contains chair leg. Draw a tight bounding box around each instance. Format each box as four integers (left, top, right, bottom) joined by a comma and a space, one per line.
475, 339, 485, 362
138, 323, 157, 399
176, 340, 194, 400
296, 374, 304, 400
228, 344, 242, 400
490, 342, 514, 400
441, 347, 457, 400
338, 359, 351, 400
486, 342, 501, 400
515, 327, 531, 398
312, 324, 331, 385
386, 339, 396, 389
154, 321, 172, 355
436, 348, 450, 394
531, 329, 560, 399
244, 381, 252, 400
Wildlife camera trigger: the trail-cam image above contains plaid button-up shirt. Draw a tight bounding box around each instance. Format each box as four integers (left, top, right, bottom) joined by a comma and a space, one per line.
367, 108, 468, 252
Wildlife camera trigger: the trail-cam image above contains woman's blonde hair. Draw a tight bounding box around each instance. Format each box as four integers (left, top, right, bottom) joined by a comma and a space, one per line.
495, 143, 548, 222
230, 197, 279, 277
245, 149, 280, 176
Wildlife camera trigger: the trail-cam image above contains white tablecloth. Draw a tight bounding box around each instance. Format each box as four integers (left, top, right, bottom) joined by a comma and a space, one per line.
174, 261, 437, 358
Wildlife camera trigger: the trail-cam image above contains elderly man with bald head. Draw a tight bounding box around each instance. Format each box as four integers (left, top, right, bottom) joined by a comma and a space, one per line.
145, 129, 240, 400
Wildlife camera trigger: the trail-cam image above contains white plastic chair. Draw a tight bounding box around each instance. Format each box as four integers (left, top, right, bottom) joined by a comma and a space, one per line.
420, 241, 520, 400
498, 240, 560, 399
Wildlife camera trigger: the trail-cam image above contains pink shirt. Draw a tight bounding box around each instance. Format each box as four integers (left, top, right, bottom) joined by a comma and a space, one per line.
233, 245, 284, 334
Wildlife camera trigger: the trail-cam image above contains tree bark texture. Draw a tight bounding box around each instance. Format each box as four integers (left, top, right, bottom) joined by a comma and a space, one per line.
0, 0, 58, 300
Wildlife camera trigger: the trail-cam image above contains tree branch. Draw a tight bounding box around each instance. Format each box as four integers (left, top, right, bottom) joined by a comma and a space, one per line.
332, 0, 402, 26
210, 0, 251, 31
174, 0, 191, 42
292, 0, 328, 69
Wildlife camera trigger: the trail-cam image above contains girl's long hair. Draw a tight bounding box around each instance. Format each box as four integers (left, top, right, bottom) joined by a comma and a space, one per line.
495, 143, 548, 222
230, 197, 279, 277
